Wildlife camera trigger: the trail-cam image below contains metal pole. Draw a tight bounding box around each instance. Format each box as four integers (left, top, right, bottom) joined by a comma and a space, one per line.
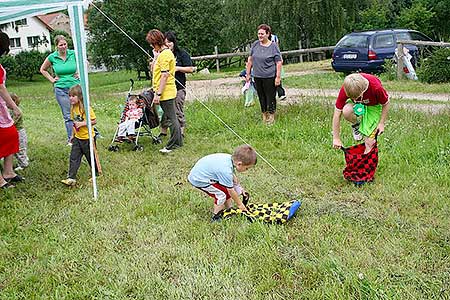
69, 4, 98, 199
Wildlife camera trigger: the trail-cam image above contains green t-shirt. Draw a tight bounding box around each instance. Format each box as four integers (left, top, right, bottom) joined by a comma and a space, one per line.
47, 49, 80, 89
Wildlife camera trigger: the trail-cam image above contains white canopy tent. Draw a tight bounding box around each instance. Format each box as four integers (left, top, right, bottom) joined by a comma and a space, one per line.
1, 0, 98, 199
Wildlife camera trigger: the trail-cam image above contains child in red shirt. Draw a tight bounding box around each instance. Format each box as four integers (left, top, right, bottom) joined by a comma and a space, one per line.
332, 73, 390, 153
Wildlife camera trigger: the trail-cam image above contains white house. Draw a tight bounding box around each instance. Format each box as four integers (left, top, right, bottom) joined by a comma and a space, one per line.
0, 16, 52, 55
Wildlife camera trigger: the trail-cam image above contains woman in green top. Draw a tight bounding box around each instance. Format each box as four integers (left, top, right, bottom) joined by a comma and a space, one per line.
40, 35, 80, 145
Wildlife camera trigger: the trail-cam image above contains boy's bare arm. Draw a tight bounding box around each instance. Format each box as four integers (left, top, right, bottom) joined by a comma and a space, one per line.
377, 102, 390, 134
332, 109, 343, 148
227, 188, 247, 212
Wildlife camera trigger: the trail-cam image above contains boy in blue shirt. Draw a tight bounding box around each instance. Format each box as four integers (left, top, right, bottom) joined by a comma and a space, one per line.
188, 144, 257, 221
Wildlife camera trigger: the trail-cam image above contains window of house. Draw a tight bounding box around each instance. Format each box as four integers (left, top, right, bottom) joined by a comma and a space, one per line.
14, 18, 27, 26
9, 38, 21, 48
27, 36, 40, 48
0, 23, 10, 31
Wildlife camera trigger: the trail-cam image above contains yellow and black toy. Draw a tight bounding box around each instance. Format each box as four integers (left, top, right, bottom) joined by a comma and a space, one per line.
222, 198, 301, 224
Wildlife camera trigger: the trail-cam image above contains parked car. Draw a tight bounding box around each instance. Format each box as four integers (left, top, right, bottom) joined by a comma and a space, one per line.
331, 29, 432, 73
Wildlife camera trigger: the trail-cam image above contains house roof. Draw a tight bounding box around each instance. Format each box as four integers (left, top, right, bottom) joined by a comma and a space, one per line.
37, 12, 60, 25
36, 12, 66, 31
37, 11, 89, 30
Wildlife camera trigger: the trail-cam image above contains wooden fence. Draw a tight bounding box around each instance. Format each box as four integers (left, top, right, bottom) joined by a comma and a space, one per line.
396, 40, 450, 79
191, 45, 335, 72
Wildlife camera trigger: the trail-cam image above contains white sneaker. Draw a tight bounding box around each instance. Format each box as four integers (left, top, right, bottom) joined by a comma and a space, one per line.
279, 95, 287, 101
14, 166, 24, 172
66, 142, 73, 147
352, 123, 363, 141
159, 147, 172, 154
61, 178, 77, 186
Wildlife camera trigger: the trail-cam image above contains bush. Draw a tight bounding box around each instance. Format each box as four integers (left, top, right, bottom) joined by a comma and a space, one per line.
381, 58, 397, 81
14, 50, 49, 81
0, 55, 18, 76
417, 48, 450, 83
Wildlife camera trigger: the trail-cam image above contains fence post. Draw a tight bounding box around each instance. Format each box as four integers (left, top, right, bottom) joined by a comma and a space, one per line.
214, 46, 220, 72
298, 40, 303, 63
396, 42, 404, 79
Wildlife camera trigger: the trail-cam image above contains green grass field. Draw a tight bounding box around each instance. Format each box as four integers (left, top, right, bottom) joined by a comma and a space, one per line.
1, 66, 449, 299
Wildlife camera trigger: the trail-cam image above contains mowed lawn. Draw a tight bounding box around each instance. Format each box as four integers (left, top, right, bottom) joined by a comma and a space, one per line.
1, 69, 449, 299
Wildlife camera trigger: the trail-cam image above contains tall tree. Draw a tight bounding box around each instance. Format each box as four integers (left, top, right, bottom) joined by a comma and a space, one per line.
86, 0, 448, 72
396, 0, 435, 37
87, 0, 225, 71
428, 0, 450, 40
88, 0, 155, 71
356, 0, 390, 31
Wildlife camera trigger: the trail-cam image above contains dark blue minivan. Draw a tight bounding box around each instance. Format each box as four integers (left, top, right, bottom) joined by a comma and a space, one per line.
331, 29, 432, 73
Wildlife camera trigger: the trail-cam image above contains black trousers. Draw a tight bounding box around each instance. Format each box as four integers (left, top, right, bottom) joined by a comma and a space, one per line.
68, 137, 99, 179
254, 77, 277, 113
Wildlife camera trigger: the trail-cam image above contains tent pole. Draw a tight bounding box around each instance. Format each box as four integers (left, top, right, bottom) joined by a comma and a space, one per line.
69, 3, 98, 199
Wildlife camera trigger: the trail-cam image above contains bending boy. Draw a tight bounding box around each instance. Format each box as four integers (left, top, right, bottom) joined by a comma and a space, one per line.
332, 73, 390, 153
188, 144, 257, 221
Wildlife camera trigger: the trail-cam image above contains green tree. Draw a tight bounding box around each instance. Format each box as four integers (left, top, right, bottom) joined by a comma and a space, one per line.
428, 0, 450, 40
396, 0, 435, 36
86, 0, 448, 69
357, 0, 390, 30
87, 0, 225, 73
87, 0, 154, 71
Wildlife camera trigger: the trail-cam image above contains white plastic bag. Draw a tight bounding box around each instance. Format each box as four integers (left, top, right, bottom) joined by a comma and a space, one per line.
395, 47, 418, 80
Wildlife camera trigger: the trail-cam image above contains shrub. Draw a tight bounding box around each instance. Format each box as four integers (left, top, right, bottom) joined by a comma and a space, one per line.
0, 55, 18, 76
417, 48, 450, 83
14, 50, 48, 81
381, 58, 397, 81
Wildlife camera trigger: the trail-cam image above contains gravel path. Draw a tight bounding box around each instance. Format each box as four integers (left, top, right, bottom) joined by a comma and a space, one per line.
185, 71, 449, 114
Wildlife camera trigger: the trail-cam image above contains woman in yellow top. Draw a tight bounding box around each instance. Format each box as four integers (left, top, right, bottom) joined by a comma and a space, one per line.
146, 29, 183, 154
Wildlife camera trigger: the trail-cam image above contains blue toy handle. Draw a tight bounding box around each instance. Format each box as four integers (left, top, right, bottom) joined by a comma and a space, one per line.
287, 200, 302, 220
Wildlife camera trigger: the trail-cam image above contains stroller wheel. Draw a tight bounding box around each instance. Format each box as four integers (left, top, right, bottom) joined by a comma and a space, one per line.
133, 145, 144, 152
108, 145, 119, 152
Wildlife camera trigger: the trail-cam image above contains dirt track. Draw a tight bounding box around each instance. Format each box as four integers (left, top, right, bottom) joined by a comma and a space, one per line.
185, 70, 450, 114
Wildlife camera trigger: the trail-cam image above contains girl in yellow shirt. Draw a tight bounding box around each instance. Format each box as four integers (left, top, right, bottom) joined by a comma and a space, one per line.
61, 85, 101, 186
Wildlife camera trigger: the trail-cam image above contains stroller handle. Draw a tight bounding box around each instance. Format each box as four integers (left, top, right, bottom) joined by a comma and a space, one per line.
128, 79, 134, 95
